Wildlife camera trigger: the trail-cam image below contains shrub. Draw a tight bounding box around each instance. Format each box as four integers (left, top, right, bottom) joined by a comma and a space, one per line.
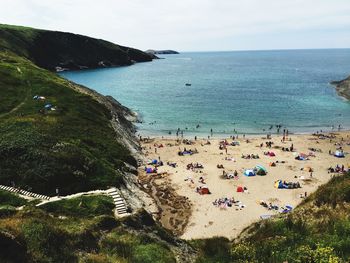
231, 243, 257, 262
21, 219, 75, 262
293, 244, 341, 263
132, 243, 176, 263
39, 195, 114, 218
0, 190, 26, 207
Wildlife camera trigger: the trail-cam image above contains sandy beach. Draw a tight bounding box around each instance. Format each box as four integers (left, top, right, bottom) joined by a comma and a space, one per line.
139, 132, 350, 240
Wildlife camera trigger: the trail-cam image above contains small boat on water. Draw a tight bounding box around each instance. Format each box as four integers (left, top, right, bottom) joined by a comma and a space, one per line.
185, 83, 192, 86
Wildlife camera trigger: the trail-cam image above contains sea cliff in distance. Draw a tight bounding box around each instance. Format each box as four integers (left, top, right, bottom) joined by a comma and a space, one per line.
331, 75, 350, 100
145, 49, 179, 55
0, 24, 154, 71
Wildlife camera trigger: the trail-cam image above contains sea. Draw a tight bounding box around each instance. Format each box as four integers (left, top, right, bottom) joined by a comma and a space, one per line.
60, 49, 350, 137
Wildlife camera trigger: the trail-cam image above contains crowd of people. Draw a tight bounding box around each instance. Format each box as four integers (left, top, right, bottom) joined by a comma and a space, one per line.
241, 153, 260, 159
328, 164, 347, 173
187, 162, 204, 170
212, 197, 241, 208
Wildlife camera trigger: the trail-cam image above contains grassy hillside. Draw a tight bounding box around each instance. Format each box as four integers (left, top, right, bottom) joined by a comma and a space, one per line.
192, 172, 350, 262
0, 195, 184, 263
0, 51, 136, 195
0, 24, 153, 70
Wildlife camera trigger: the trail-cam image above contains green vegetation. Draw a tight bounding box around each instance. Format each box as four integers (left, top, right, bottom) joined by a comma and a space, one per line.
0, 51, 136, 195
0, 196, 177, 263
192, 172, 350, 262
0, 24, 38, 59
0, 190, 27, 207
0, 23, 153, 71
40, 195, 115, 217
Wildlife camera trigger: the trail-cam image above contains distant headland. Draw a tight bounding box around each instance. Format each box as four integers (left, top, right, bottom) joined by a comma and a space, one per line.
0, 24, 155, 72
145, 49, 179, 55
331, 75, 350, 100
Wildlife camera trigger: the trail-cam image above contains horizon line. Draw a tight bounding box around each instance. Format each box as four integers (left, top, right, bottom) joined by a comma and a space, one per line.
172, 47, 350, 53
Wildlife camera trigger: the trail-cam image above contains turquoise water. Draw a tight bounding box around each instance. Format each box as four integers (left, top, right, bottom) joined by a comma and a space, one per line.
60, 49, 350, 137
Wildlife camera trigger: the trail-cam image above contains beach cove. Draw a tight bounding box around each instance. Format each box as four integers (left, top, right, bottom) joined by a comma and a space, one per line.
138, 131, 350, 239
60, 49, 350, 136
59, 49, 350, 240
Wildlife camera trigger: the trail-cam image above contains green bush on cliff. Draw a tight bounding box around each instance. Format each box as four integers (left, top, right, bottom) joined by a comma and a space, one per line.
39, 195, 115, 218
22, 219, 75, 262
0, 190, 26, 207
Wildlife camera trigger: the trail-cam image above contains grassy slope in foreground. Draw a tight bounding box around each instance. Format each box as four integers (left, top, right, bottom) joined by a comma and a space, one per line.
0, 194, 181, 263
0, 51, 136, 195
0, 24, 153, 70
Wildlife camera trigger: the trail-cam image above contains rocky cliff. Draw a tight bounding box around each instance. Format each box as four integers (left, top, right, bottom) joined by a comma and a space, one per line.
331, 75, 350, 100
0, 24, 154, 71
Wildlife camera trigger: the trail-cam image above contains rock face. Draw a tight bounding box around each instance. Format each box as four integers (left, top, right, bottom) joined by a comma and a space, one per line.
146, 49, 179, 55
331, 75, 350, 100
0, 24, 154, 71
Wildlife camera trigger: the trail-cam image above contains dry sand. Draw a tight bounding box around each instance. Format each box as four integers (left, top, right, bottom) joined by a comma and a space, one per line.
140, 132, 350, 240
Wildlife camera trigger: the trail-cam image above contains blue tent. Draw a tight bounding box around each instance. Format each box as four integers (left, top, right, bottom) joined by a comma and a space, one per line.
244, 169, 256, 176
334, 151, 345, 158
44, 104, 53, 109
146, 168, 154, 174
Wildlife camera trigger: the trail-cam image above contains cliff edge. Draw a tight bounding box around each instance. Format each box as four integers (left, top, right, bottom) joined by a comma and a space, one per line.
0, 24, 154, 71
331, 75, 350, 100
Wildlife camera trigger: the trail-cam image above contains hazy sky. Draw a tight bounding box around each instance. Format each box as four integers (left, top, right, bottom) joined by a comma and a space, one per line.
1, 0, 350, 51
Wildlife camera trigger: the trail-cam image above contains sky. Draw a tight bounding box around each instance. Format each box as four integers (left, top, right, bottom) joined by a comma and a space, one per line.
1, 0, 350, 51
